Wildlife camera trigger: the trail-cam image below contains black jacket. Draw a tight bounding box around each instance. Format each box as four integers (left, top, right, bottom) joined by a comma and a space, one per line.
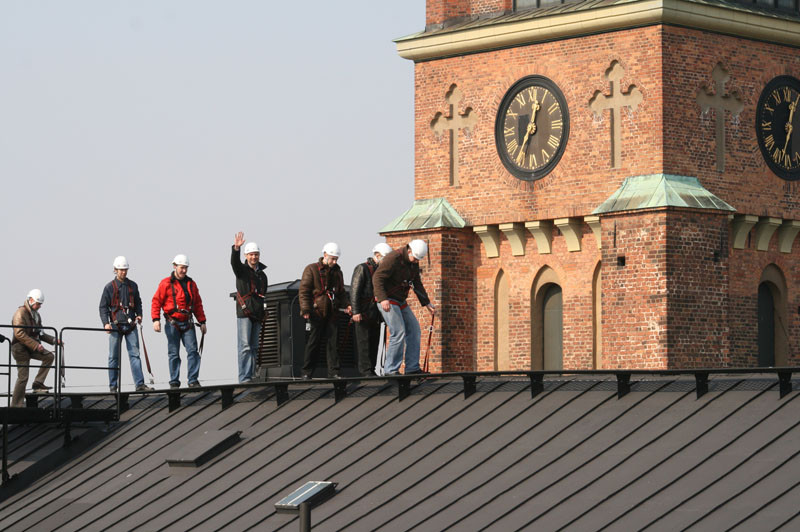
231, 245, 269, 320
351, 257, 380, 322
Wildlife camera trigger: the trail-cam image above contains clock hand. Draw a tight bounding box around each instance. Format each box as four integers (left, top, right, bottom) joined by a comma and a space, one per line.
782, 94, 799, 154
515, 98, 541, 165
516, 123, 534, 164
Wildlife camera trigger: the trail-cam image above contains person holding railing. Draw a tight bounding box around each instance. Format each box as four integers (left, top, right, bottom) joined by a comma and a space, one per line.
99, 256, 153, 393
10, 289, 60, 407
151, 254, 207, 389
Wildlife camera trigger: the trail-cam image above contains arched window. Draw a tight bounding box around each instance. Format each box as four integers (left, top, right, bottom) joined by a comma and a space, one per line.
494, 270, 510, 370
758, 265, 788, 366
531, 267, 563, 370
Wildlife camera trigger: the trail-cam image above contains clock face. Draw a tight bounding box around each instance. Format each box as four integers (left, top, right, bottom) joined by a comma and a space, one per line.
495, 76, 569, 181
756, 75, 800, 180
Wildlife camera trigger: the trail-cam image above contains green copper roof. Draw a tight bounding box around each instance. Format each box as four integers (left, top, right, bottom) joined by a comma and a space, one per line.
381, 198, 467, 233
592, 174, 735, 214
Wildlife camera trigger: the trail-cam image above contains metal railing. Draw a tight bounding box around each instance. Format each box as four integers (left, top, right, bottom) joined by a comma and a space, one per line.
59, 326, 126, 421
1, 323, 123, 486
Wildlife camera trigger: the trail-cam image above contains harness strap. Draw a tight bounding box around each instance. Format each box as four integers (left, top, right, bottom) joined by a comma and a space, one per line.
168, 276, 193, 321
138, 323, 155, 383
110, 280, 135, 325
236, 273, 265, 317
388, 300, 409, 310
314, 264, 335, 301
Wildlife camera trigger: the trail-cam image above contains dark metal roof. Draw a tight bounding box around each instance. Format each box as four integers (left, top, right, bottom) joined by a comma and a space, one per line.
1, 372, 800, 530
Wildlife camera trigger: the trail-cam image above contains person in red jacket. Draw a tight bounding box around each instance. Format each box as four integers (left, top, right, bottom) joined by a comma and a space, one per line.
151, 254, 207, 388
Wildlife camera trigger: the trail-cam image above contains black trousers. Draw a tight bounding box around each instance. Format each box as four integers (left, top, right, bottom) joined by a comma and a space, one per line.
302, 316, 339, 376
354, 319, 380, 375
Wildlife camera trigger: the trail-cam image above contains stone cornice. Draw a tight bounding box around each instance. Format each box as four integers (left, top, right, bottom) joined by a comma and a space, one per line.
395, 0, 800, 61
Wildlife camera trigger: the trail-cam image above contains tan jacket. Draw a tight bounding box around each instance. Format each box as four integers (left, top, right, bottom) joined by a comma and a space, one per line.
11, 302, 56, 355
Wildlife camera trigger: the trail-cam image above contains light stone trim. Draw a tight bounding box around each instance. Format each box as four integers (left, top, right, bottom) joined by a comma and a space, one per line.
778, 220, 800, 253
525, 221, 553, 255
396, 0, 800, 61
474, 225, 501, 258
584, 215, 602, 250
730, 214, 758, 249
555, 218, 583, 252
499, 222, 527, 256
754, 217, 782, 251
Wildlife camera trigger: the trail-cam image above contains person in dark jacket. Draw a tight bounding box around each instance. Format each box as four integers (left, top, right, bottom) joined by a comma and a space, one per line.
299, 243, 351, 379
351, 243, 393, 376
232, 231, 268, 383
99, 256, 153, 393
151, 254, 207, 388
373, 239, 436, 376
10, 289, 60, 407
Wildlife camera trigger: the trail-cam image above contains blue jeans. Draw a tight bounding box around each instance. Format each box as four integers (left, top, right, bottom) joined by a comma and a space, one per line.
237, 317, 261, 382
108, 329, 144, 388
165, 320, 200, 386
378, 301, 421, 374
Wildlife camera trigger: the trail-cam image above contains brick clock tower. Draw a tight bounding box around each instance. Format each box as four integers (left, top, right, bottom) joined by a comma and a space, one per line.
382, 0, 800, 371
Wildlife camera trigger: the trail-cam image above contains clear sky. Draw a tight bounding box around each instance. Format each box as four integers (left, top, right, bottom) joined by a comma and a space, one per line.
0, 0, 426, 395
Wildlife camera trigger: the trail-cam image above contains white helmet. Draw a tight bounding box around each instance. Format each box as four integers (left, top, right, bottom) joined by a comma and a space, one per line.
27, 289, 45, 304
244, 242, 260, 255
113, 256, 129, 270
322, 242, 341, 257
173, 254, 190, 267
372, 243, 393, 257
409, 239, 428, 260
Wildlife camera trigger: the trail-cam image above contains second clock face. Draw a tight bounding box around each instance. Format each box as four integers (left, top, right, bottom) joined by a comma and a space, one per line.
495, 76, 569, 181
756, 75, 800, 180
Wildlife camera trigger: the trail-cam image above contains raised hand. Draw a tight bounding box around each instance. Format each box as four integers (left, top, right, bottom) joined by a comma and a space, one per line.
234, 231, 245, 251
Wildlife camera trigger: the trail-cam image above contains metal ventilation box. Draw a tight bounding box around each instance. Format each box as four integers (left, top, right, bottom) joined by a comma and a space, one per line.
231, 280, 358, 380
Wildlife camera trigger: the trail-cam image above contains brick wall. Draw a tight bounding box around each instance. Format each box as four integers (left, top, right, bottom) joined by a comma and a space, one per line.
425, 0, 510, 27
400, 21, 800, 370
665, 210, 730, 368
600, 210, 669, 369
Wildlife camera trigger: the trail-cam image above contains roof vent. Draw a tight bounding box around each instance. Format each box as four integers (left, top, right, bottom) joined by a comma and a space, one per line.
165, 429, 241, 468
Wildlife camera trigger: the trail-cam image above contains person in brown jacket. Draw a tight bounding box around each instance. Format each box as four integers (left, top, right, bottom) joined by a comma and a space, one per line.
11, 289, 60, 407
299, 243, 351, 379
373, 240, 436, 376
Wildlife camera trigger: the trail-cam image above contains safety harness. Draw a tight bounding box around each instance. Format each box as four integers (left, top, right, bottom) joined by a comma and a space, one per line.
235, 274, 265, 319
314, 263, 338, 306
110, 280, 136, 334
166, 276, 195, 332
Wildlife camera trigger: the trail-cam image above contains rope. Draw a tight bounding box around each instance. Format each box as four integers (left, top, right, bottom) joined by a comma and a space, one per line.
423, 313, 435, 373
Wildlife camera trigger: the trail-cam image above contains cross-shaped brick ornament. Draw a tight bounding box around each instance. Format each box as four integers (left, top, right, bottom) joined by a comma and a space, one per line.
697, 63, 743, 172
589, 61, 643, 168
431, 84, 477, 187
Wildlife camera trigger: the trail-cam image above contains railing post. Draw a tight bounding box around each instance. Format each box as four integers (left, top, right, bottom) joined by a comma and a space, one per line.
695, 371, 709, 399
462, 375, 477, 399
778, 370, 792, 398
616, 373, 631, 399
529, 373, 544, 398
